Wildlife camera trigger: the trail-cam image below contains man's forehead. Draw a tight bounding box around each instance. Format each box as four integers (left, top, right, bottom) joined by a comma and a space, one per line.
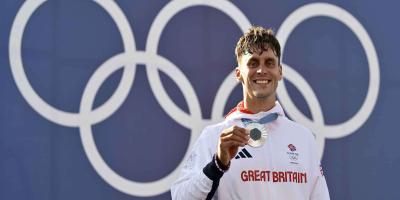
243, 48, 278, 59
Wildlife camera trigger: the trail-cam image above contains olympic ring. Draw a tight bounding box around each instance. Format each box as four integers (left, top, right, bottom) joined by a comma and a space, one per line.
9, 0, 379, 197
79, 51, 204, 196
276, 3, 380, 158
9, 0, 137, 127
146, 0, 251, 128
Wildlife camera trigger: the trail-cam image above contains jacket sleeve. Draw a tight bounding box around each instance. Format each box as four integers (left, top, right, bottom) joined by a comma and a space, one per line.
310, 164, 330, 200
171, 126, 225, 200
309, 134, 330, 200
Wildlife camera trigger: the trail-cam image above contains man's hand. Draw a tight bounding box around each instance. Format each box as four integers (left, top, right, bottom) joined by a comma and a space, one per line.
217, 126, 250, 166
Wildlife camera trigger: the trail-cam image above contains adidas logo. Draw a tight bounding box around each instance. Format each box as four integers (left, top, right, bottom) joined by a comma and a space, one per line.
235, 148, 253, 159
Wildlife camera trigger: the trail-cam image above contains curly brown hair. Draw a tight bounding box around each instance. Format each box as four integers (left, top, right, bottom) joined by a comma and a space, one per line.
235, 26, 281, 65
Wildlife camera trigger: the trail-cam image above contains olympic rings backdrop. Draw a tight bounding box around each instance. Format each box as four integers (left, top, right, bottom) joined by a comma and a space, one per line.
0, 0, 398, 199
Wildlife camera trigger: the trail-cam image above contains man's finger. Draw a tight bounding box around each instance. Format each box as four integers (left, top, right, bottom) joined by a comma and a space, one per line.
221, 133, 248, 144
232, 129, 250, 141
220, 140, 246, 149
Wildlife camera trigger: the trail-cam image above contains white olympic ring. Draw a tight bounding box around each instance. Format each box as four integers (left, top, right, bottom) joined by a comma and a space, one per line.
80, 51, 203, 197
276, 3, 380, 158
9, 0, 138, 127
9, 0, 379, 197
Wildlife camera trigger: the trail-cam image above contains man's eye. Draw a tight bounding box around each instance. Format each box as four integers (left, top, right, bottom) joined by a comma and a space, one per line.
249, 62, 257, 67
267, 61, 276, 67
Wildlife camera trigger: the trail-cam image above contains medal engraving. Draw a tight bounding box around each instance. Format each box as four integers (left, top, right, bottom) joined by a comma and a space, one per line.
250, 128, 261, 140
246, 123, 267, 148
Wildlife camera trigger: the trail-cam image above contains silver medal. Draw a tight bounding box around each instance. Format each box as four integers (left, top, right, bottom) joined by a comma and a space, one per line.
246, 123, 268, 148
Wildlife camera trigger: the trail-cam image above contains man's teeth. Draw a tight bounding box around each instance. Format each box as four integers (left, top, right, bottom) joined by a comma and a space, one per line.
256, 80, 270, 84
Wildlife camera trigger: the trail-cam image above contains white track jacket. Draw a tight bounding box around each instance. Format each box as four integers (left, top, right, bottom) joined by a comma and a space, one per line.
171, 102, 330, 200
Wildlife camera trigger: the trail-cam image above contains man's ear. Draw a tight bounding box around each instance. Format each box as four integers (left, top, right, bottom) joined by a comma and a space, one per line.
235, 66, 243, 82
278, 64, 283, 81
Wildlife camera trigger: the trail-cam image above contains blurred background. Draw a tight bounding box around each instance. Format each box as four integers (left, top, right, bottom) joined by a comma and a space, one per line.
1, 0, 399, 199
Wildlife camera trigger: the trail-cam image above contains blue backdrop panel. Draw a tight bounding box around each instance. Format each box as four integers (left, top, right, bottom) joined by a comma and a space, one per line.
1, 1, 398, 200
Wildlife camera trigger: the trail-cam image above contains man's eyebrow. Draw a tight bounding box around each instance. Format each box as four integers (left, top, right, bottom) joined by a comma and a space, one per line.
265, 57, 276, 62
247, 57, 259, 63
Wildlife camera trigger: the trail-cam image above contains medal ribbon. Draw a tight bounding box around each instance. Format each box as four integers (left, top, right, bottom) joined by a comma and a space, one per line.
241, 113, 279, 127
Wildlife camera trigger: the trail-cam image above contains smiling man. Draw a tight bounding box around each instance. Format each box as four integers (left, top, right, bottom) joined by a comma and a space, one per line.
171, 26, 330, 200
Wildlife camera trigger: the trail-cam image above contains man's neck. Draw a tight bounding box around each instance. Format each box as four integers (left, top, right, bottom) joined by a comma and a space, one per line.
243, 97, 276, 114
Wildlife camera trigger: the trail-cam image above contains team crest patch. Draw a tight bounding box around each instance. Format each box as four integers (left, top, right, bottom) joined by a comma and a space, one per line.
287, 144, 299, 164
288, 144, 296, 151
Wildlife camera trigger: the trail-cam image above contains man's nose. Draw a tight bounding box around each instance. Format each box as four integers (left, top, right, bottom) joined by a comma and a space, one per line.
256, 65, 267, 74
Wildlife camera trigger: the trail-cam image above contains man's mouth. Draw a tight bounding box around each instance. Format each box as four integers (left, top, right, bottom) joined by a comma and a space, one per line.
253, 80, 271, 84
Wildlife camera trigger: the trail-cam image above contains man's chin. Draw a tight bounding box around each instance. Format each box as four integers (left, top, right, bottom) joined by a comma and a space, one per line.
254, 93, 271, 99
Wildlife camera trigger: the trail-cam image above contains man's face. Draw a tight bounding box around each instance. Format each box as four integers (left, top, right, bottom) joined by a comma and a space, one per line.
235, 47, 282, 102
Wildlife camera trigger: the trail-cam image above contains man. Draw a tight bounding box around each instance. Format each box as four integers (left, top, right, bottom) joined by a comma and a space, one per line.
171, 26, 330, 199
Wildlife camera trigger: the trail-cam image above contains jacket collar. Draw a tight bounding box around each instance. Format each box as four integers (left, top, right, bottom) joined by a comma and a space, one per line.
225, 101, 285, 121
